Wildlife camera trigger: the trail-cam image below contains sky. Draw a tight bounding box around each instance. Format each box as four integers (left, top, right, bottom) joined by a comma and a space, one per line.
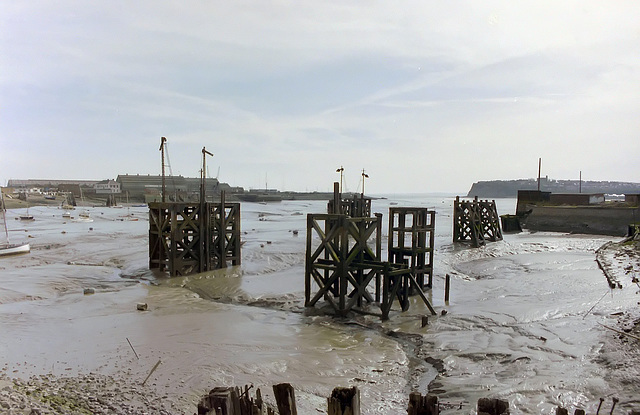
1, 1, 639, 194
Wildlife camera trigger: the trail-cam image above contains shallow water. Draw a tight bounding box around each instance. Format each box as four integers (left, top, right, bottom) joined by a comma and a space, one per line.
0, 197, 637, 414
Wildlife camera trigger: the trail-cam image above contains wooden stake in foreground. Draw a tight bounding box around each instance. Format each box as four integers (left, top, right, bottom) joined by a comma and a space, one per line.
142, 359, 162, 386
599, 323, 640, 341
273, 383, 297, 415
328, 386, 360, 415
126, 337, 139, 360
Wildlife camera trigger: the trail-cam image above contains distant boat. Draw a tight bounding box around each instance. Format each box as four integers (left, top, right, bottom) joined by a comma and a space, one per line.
74, 210, 93, 223
62, 211, 72, 219
20, 204, 35, 221
1, 192, 30, 257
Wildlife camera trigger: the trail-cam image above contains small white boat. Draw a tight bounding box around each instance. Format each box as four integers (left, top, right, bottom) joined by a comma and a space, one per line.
62, 211, 72, 219
1, 192, 30, 257
0, 242, 30, 257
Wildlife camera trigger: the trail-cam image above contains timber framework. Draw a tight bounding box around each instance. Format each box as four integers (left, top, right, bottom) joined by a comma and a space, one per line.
305, 183, 437, 320
453, 196, 503, 247
148, 197, 241, 276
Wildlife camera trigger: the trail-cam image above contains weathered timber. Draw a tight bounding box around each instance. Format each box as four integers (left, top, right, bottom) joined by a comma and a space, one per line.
198, 386, 274, 415
273, 383, 297, 415
408, 392, 439, 415
477, 397, 509, 415
444, 274, 450, 303
380, 261, 436, 319
305, 213, 382, 316
327, 386, 360, 415
148, 199, 241, 277
327, 188, 372, 217
306, 186, 436, 319
500, 214, 522, 233
388, 207, 435, 289
453, 196, 503, 247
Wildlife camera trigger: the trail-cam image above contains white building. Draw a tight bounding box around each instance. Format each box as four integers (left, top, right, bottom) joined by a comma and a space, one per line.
94, 180, 121, 194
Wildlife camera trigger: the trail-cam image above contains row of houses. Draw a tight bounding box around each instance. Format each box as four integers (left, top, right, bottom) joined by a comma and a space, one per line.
6, 175, 242, 202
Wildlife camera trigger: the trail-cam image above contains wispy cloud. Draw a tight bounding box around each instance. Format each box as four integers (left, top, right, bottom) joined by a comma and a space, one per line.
1, 1, 639, 192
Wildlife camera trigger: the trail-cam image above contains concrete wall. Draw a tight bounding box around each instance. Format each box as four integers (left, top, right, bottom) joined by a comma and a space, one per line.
521, 205, 640, 236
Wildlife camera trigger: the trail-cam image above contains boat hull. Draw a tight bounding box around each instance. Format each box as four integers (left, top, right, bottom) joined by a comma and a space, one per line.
0, 243, 30, 256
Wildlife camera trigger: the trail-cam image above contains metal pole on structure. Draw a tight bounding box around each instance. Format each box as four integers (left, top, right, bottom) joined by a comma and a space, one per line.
159, 137, 167, 202
201, 147, 214, 203
361, 169, 369, 196
537, 158, 541, 191
336, 166, 344, 193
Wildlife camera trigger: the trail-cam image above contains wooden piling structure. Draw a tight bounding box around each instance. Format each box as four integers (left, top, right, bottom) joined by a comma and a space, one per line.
453, 196, 503, 247
306, 187, 436, 319
305, 212, 382, 316
198, 385, 275, 415
148, 199, 241, 277
388, 207, 435, 289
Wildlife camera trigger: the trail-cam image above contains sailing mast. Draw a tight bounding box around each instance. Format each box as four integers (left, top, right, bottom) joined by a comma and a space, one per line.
1, 191, 8, 242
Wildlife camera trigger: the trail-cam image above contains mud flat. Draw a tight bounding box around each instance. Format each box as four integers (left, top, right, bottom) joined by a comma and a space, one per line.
1, 198, 640, 414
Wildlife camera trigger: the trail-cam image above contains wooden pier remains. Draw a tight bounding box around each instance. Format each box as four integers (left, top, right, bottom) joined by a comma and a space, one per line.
388, 207, 435, 289
197, 384, 634, 415
453, 196, 503, 247
304, 211, 383, 316
305, 184, 436, 319
148, 198, 241, 276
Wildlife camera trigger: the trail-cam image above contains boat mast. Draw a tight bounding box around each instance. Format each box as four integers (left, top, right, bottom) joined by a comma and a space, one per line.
1, 190, 8, 242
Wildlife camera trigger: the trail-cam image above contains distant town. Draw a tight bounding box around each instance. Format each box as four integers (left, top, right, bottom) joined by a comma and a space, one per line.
1, 174, 337, 205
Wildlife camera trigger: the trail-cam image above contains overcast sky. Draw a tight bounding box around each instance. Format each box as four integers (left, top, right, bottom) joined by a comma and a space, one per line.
1, 2, 638, 194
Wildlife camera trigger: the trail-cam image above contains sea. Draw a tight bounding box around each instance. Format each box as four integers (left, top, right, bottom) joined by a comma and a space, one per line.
0, 194, 638, 414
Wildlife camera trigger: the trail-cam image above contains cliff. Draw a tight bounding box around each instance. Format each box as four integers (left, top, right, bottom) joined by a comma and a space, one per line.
467, 179, 640, 198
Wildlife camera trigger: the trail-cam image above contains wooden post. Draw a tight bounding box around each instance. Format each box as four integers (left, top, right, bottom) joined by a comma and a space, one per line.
477, 397, 509, 415
219, 191, 226, 268
327, 386, 360, 415
333, 182, 341, 214
444, 274, 450, 303
273, 383, 297, 415
408, 392, 439, 415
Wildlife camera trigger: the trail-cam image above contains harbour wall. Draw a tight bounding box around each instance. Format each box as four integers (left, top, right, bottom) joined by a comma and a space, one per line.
521, 205, 639, 236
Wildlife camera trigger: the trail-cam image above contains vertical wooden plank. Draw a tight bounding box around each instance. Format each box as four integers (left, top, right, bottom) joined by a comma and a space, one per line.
219, 192, 226, 268
327, 386, 360, 415
338, 215, 348, 315
305, 214, 313, 306
273, 383, 297, 415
